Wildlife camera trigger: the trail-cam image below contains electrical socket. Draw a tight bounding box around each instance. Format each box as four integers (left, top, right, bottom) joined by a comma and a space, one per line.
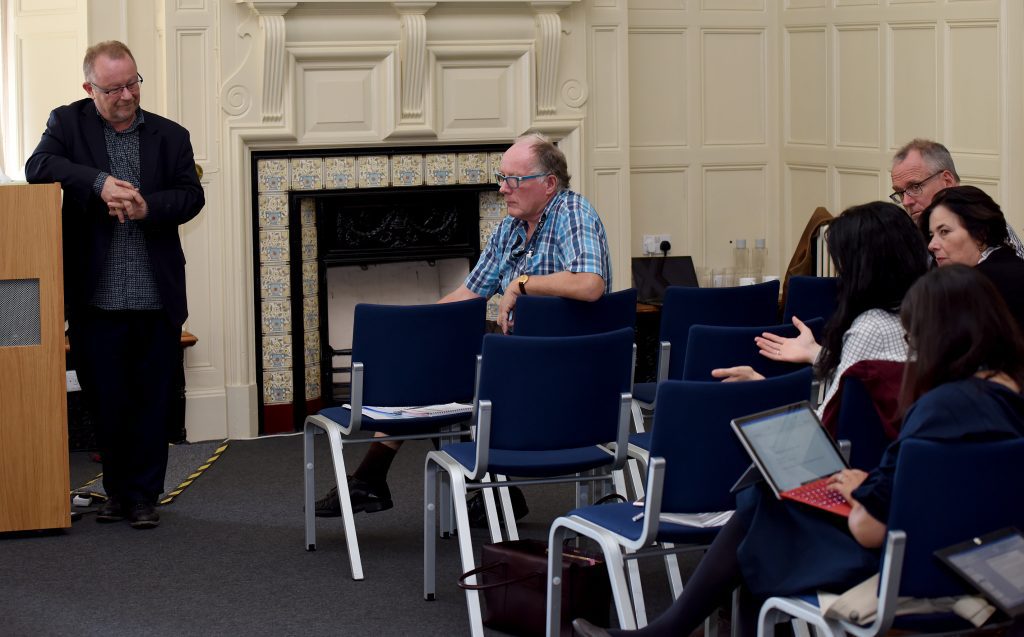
642, 235, 658, 254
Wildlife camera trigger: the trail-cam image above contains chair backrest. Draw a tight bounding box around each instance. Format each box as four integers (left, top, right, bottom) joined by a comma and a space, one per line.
351, 298, 486, 406
783, 276, 839, 325
888, 438, 1024, 599
476, 327, 634, 451
681, 317, 825, 381
659, 280, 781, 380
649, 368, 814, 513
833, 375, 895, 470
513, 288, 638, 336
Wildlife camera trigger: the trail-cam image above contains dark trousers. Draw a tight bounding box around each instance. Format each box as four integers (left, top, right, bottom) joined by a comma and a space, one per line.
70, 308, 180, 504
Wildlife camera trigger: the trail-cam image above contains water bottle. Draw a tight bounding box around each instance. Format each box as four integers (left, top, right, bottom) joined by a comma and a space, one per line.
734, 239, 750, 281
751, 238, 766, 280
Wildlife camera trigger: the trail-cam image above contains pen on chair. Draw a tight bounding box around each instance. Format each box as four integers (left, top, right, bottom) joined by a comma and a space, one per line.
632, 512, 644, 522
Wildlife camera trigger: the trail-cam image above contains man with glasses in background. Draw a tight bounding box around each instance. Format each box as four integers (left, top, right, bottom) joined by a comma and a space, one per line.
315, 133, 612, 519
891, 138, 1023, 257
26, 41, 204, 529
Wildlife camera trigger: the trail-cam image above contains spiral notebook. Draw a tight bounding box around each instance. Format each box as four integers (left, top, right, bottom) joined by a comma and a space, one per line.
344, 402, 473, 420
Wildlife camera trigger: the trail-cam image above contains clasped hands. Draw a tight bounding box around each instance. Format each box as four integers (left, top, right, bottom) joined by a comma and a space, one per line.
711, 316, 822, 382
102, 176, 148, 223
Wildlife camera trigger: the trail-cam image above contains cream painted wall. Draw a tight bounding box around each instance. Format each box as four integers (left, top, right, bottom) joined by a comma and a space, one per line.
8, 0, 1023, 439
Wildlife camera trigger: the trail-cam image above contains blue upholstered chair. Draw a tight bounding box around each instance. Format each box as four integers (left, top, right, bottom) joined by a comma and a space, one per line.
783, 276, 839, 325
547, 369, 814, 632
423, 328, 635, 637
631, 281, 781, 432
302, 298, 486, 580
758, 438, 1024, 636
680, 317, 825, 382
513, 288, 637, 337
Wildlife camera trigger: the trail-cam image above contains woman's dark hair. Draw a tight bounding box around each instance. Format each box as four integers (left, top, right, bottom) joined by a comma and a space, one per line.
899, 264, 1024, 408
816, 201, 929, 379
918, 185, 1008, 248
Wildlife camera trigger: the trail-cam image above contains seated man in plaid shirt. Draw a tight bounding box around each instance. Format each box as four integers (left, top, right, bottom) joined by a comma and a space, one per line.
316, 133, 613, 518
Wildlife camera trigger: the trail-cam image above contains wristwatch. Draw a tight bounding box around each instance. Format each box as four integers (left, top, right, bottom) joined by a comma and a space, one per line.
517, 274, 530, 295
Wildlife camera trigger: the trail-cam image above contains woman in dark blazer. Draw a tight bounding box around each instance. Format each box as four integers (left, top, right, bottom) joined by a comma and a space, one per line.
919, 185, 1024, 332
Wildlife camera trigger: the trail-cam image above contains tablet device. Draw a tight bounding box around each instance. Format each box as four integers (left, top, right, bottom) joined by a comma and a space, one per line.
935, 527, 1024, 618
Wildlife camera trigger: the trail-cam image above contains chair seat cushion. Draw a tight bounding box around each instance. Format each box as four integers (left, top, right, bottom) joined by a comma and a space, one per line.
629, 431, 652, 451
319, 405, 471, 435
442, 441, 614, 477
569, 502, 721, 546
632, 382, 657, 404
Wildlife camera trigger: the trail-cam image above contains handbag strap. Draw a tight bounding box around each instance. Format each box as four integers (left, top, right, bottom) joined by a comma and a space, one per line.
457, 561, 543, 591
593, 493, 627, 505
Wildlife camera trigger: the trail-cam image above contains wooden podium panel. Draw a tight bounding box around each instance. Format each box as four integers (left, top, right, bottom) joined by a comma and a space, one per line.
0, 183, 70, 532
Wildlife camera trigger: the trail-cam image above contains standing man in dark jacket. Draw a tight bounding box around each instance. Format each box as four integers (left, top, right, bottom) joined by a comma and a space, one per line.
26, 40, 205, 529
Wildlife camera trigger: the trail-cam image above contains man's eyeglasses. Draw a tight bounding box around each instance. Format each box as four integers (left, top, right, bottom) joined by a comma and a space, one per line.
889, 170, 943, 204
494, 171, 550, 190
90, 74, 144, 97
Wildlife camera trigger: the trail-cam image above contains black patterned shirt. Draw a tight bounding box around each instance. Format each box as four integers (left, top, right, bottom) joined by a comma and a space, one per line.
89, 109, 162, 311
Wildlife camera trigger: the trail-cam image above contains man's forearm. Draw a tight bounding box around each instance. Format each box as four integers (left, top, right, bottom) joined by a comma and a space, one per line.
521, 271, 604, 301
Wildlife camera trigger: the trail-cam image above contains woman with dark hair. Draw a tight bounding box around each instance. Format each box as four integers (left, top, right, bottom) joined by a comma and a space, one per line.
919, 185, 1024, 331
713, 201, 929, 416
574, 265, 1024, 637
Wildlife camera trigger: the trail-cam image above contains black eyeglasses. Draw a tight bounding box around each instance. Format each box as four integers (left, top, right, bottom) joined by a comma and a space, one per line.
890, 170, 943, 204
90, 73, 144, 97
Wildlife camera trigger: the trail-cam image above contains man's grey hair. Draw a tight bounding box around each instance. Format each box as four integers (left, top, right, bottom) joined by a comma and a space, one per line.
892, 139, 960, 182
83, 41, 136, 81
516, 133, 570, 190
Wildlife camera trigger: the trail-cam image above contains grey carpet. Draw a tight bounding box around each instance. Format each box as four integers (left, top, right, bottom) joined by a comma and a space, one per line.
1, 434, 689, 637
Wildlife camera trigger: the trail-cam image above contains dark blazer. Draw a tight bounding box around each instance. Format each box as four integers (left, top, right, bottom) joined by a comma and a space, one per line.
25, 98, 204, 326
976, 246, 1024, 335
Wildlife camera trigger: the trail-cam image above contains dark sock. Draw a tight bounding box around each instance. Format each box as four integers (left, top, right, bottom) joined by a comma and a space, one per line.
606, 513, 749, 637
352, 442, 398, 485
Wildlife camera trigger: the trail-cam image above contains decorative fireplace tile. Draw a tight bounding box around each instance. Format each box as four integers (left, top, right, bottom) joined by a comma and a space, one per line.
486, 294, 502, 322
478, 191, 507, 219
263, 334, 293, 371
301, 227, 318, 261
258, 194, 289, 228
262, 300, 292, 335
305, 365, 321, 401
358, 155, 389, 188
425, 154, 457, 185
303, 296, 319, 332
290, 158, 324, 191
488, 152, 505, 181
260, 264, 290, 300
259, 229, 290, 263
479, 219, 502, 249
325, 156, 357, 189
392, 154, 424, 186
302, 260, 318, 297
304, 330, 320, 367
300, 197, 316, 226
263, 370, 293, 404
257, 158, 289, 192
458, 153, 487, 184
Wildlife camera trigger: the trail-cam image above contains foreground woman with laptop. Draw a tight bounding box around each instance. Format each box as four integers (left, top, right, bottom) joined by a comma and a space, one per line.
573, 265, 1024, 637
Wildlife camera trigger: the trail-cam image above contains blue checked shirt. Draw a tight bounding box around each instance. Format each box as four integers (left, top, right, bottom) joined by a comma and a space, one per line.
466, 189, 612, 297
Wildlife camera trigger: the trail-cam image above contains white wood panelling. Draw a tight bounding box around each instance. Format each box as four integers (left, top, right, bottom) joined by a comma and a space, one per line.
629, 29, 687, 149
889, 24, 938, 147
592, 27, 622, 149
701, 28, 766, 146
785, 163, 829, 251
835, 166, 882, 212
703, 165, 767, 268
835, 25, 880, 149
785, 27, 828, 146
947, 21, 1000, 155
631, 167, 688, 255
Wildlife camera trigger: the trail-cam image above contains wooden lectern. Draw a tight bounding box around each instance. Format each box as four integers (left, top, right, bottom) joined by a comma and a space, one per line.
0, 183, 70, 532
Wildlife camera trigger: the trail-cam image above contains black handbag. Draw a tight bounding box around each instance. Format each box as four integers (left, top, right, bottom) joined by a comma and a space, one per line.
457, 538, 612, 636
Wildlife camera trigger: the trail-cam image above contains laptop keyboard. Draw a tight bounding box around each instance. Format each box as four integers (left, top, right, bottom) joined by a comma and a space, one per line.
788, 478, 848, 509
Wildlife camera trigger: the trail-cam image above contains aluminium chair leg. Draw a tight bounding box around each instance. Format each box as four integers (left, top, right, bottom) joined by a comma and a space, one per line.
448, 468, 486, 637
325, 426, 364, 580
303, 424, 318, 551
626, 551, 649, 627
495, 474, 519, 541
424, 456, 439, 601
480, 473, 503, 543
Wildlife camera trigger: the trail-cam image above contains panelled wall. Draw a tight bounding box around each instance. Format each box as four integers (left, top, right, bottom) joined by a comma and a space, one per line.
7, 0, 1023, 439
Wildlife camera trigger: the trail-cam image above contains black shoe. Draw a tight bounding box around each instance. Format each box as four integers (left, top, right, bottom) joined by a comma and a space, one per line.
468, 485, 529, 529
128, 502, 160, 529
314, 477, 393, 518
96, 497, 126, 523
572, 618, 612, 637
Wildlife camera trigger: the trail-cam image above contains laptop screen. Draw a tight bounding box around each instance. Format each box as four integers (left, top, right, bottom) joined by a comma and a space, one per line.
732, 402, 847, 493
631, 256, 699, 303
936, 528, 1024, 617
